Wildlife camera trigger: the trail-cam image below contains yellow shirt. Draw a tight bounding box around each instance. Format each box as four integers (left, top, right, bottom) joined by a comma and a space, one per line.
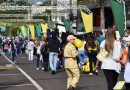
64, 43, 78, 68
87, 40, 98, 51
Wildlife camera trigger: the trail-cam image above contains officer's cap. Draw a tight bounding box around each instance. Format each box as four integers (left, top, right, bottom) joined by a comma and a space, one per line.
67, 35, 77, 41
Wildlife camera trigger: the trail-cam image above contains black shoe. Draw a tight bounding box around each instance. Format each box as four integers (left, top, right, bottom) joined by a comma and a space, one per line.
44, 68, 48, 71
94, 72, 98, 75
51, 70, 56, 75
67, 85, 75, 90
51, 70, 55, 74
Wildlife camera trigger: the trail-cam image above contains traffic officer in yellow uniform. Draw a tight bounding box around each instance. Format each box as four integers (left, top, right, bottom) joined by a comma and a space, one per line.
64, 35, 80, 90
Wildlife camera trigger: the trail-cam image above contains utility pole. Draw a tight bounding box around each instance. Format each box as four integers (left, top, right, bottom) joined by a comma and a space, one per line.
100, 0, 105, 30
51, 0, 57, 21
70, 0, 77, 34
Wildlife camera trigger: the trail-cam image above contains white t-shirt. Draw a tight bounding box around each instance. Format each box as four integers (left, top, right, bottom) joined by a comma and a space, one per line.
100, 40, 121, 73
27, 41, 35, 50
123, 35, 130, 42
37, 46, 41, 54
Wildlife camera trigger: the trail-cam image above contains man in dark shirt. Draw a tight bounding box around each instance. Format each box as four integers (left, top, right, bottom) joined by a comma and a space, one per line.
10, 40, 16, 62
48, 31, 61, 74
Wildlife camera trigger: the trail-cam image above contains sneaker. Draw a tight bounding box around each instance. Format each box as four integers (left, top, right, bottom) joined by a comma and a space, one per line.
37, 68, 39, 70
89, 73, 93, 75
13, 61, 16, 63
42, 67, 44, 70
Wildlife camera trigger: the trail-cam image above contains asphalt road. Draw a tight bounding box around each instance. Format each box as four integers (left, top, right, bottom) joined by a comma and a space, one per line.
0, 53, 124, 90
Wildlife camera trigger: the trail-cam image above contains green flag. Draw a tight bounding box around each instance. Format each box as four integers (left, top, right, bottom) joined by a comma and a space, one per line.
80, 23, 85, 32
109, 0, 126, 38
64, 19, 70, 32
20, 26, 23, 36
25, 25, 29, 37
35, 24, 41, 37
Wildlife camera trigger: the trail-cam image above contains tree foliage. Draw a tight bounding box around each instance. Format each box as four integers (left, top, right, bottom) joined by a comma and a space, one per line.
16, 1, 30, 6
0, 0, 7, 4
9, 26, 18, 36
78, 0, 101, 5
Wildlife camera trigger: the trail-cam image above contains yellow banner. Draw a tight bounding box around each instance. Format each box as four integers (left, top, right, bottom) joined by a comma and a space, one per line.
80, 10, 93, 33
21, 26, 26, 37
29, 24, 35, 39
41, 23, 48, 32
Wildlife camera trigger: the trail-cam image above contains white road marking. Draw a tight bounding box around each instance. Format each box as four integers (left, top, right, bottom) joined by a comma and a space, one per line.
2, 54, 44, 90
0, 84, 33, 87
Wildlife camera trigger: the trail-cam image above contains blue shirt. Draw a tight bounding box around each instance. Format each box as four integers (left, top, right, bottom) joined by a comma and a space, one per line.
97, 35, 105, 45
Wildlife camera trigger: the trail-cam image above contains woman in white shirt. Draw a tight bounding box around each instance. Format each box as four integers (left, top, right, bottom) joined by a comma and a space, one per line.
98, 27, 121, 90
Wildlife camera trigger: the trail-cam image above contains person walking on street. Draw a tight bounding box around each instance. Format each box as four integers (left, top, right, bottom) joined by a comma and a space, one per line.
97, 27, 121, 90
41, 40, 49, 71
10, 40, 16, 62
36, 41, 43, 70
96, 31, 105, 74
64, 35, 80, 90
48, 31, 61, 74
27, 39, 35, 61
86, 36, 98, 75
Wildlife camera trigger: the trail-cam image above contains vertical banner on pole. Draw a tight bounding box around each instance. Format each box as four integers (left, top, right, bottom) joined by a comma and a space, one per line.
109, 0, 126, 38
80, 10, 93, 33
64, 19, 70, 32
35, 24, 41, 37
41, 23, 48, 32
20, 26, 26, 37
25, 25, 29, 37
29, 24, 35, 39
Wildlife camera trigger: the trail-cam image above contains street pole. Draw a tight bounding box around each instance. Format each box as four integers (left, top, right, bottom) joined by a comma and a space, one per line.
100, 0, 105, 30
71, 0, 77, 34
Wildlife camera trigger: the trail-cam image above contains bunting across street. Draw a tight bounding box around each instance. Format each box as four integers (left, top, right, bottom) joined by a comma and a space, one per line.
0, 0, 130, 90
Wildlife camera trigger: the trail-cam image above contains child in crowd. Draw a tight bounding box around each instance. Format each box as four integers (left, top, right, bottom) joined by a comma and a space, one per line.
36, 41, 44, 70
122, 29, 130, 47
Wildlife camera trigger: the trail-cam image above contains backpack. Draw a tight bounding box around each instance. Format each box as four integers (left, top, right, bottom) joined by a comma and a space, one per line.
41, 44, 48, 54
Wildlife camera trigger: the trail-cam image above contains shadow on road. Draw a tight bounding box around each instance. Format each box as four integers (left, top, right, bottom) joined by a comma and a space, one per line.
0, 79, 30, 90
75, 86, 89, 90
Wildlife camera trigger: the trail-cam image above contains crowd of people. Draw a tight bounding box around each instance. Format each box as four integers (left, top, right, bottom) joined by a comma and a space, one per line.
0, 27, 130, 90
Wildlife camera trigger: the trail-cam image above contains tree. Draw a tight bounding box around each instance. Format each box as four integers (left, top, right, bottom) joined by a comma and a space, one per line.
40, 0, 51, 6
10, 27, 18, 36
0, 0, 7, 4
78, 0, 101, 5
8, 0, 14, 3
16, 0, 30, 6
